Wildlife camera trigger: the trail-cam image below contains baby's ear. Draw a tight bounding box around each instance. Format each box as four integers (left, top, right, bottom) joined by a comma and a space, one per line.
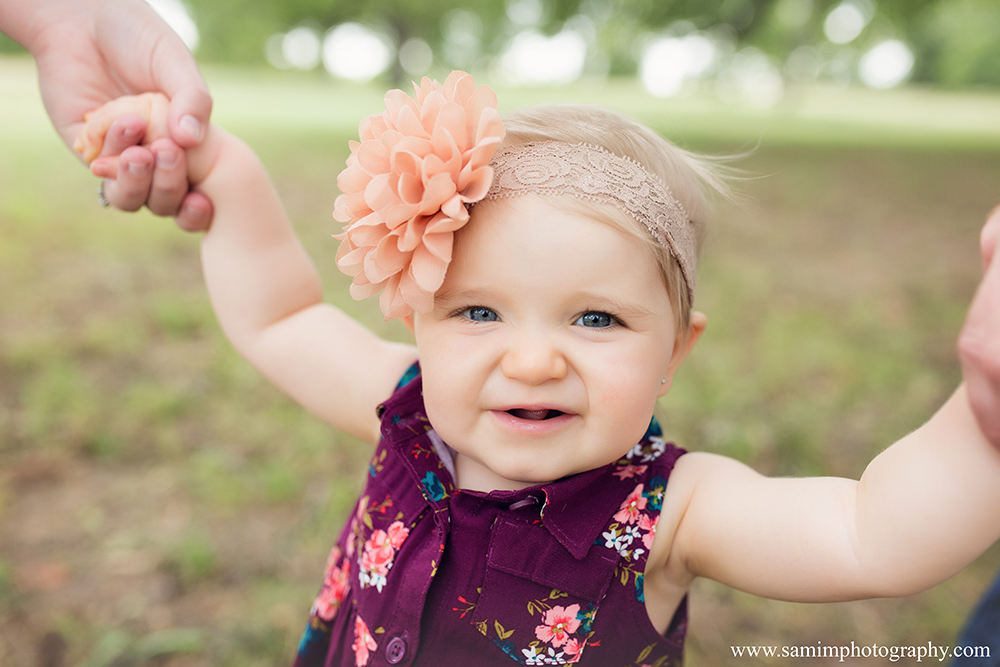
73, 93, 171, 162
658, 311, 707, 396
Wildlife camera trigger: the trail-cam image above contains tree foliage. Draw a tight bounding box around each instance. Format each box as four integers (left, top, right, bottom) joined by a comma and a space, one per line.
1, 0, 998, 88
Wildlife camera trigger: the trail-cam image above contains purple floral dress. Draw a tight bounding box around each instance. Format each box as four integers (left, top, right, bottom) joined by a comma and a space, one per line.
294, 364, 687, 667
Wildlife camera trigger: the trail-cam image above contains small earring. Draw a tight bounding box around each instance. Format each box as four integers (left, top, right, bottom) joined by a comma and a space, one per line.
660, 379, 666, 384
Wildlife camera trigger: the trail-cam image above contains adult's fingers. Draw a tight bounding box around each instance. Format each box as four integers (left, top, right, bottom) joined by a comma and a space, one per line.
146, 138, 191, 217
100, 145, 155, 212
959, 208, 1000, 447
980, 204, 1000, 270
175, 191, 214, 232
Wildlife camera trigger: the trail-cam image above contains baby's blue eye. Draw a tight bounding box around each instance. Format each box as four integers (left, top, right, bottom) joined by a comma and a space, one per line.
463, 306, 499, 322
575, 311, 615, 328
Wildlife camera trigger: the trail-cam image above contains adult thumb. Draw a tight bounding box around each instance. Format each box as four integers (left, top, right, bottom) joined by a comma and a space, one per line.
149, 23, 213, 147
167, 84, 213, 148
981, 203, 1000, 272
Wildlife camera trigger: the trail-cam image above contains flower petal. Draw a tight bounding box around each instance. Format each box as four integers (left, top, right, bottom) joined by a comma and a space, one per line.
458, 164, 494, 201
364, 173, 400, 213
434, 100, 470, 153
399, 269, 434, 314
357, 140, 390, 177
421, 229, 454, 263
440, 195, 468, 221
379, 274, 411, 320
392, 103, 429, 140
366, 233, 409, 283
410, 244, 448, 293
419, 172, 457, 216
332, 71, 502, 319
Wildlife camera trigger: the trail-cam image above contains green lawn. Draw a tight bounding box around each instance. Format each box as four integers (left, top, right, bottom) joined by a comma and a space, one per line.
1, 57, 999, 666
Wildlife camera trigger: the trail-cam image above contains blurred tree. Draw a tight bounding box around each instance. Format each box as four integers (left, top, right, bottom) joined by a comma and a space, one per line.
2, 0, 996, 88
919, 0, 1000, 87
185, 0, 509, 82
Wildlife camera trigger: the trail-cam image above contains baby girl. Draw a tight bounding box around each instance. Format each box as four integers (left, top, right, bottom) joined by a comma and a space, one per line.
77, 72, 1000, 667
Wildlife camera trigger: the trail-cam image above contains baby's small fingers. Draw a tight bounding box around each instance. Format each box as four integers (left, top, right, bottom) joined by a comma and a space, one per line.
99, 115, 148, 159
75, 93, 171, 162
101, 146, 155, 212
146, 138, 190, 217
175, 191, 214, 232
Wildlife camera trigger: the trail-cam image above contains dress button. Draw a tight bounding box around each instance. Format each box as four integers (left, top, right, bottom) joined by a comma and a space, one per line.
385, 636, 407, 664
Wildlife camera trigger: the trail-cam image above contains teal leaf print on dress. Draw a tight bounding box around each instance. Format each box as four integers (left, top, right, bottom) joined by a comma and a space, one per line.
643, 476, 667, 511
421, 471, 446, 502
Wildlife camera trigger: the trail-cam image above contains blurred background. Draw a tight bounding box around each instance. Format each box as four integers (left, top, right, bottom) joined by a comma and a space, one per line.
2, 0, 1000, 665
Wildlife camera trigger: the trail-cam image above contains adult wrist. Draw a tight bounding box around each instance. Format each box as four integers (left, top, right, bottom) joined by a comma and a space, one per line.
10, 0, 116, 59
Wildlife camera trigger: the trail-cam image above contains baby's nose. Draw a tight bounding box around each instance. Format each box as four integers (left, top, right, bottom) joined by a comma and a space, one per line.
500, 331, 568, 385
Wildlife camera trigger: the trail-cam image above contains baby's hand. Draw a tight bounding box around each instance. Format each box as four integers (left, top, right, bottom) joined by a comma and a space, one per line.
74, 92, 170, 163
75, 93, 212, 228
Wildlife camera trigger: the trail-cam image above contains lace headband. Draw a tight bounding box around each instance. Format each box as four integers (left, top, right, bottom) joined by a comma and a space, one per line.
333, 70, 695, 319
481, 141, 696, 303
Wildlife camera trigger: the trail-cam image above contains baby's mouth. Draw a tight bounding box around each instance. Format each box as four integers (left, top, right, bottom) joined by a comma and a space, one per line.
507, 408, 566, 421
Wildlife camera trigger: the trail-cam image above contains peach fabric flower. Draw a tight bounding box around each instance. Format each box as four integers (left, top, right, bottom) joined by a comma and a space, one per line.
334, 71, 505, 319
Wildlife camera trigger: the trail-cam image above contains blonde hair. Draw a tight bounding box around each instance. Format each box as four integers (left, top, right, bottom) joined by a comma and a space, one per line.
490, 104, 731, 335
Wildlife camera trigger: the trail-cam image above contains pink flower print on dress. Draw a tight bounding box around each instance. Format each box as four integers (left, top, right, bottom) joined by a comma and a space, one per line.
563, 638, 585, 662
534, 604, 581, 647
352, 615, 378, 667
346, 515, 360, 558
613, 484, 648, 525
359, 520, 410, 592
612, 463, 648, 480
639, 514, 658, 551
311, 546, 351, 621
333, 70, 505, 319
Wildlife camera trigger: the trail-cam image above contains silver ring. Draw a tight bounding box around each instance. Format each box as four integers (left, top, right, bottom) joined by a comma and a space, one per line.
97, 181, 110, 208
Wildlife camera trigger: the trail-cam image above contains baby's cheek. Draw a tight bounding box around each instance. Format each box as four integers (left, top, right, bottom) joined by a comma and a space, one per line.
421, 376, 465, 437
595, 380, 658, 439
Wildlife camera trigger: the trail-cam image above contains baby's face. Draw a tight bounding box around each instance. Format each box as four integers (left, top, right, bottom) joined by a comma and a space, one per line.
413, 196, 684, 491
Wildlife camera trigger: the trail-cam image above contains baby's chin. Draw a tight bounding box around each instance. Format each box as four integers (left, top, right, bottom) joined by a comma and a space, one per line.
453, 451, 565, 492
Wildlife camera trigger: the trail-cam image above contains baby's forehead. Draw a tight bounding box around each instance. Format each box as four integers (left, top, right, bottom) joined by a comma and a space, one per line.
449, 198, 667, 293
469, 194, 631, 232
464, 195, 659, 264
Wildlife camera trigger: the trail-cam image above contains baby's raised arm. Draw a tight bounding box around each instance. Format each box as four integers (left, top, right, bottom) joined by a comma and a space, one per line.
79, 93, 417, 443
665, 387, 1000, 602
663, 217, 1000, 602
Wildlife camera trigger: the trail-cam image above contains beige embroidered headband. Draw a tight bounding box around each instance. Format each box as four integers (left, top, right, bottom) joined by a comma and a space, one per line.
482, 141, 697, 302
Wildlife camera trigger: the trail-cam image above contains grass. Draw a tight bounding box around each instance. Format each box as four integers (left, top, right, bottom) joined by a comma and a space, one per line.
1, 56, 1000, 665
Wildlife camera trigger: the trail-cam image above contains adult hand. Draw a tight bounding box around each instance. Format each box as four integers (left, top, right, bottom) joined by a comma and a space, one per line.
1, 0, 213, 230
90, 119, 214, 232
959, 205, 1000, 447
